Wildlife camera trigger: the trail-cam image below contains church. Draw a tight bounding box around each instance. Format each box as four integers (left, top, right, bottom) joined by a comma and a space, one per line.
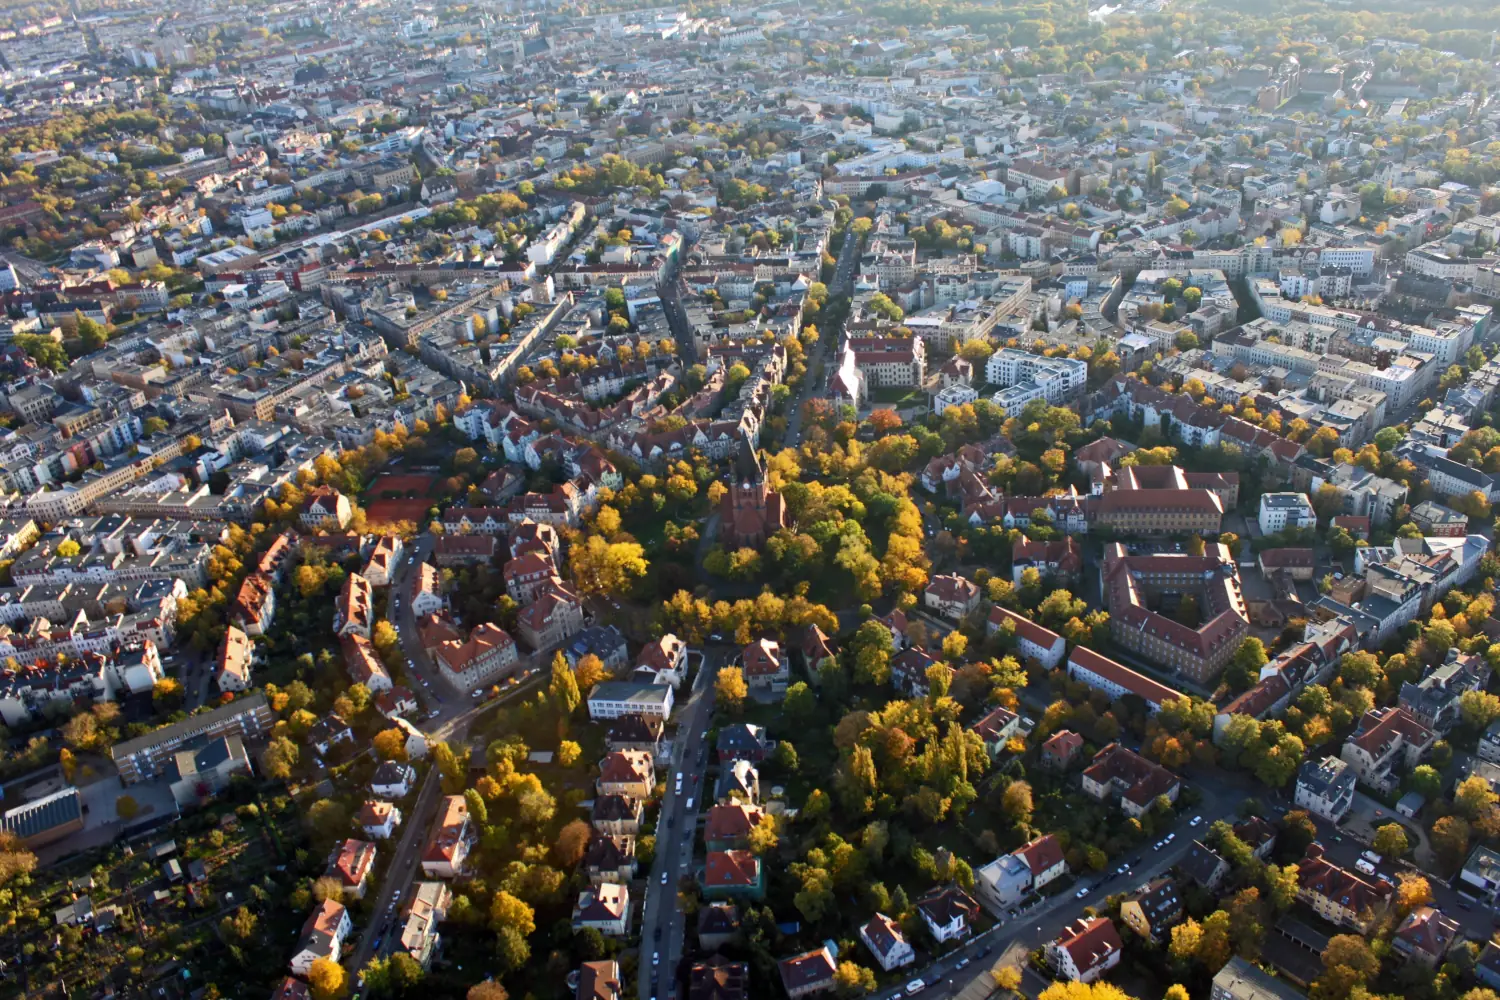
719, 438, 787, 549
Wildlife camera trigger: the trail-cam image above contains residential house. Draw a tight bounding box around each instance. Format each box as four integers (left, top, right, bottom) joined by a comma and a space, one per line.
583, 834, 637, 886
740, 638, 789, 694
970, 705, 1020, 758
357, 800, 401, 840
800, 625, 838, 677
859, 912, 915, 972
361, 535, 403, 587
715, 759, 760, 804
1340, 707, 1436, 794
289, 900, 351, 975
705, 804, 765, 852
215, 624, 254, 693
1295, 756, 1357, 822
698, 902, 742, 952
371, 761, 416, 799
1041, 731, 1085, 770
716, 723, 772, 763
572, 883, 631, 937
1398, 649, 1490, 732
778, 946, 837, 998
334, 575, 375, 638
231, 572, 276, 636
1181, 841, 1230, 890
1393, 906, 1460, 966
1081, 744, 1181, 818
1459, 845, 1500, 903
1233, 817, 1278, 861
1120, 876, 1183, 943
568, 625, 631, 677
588, 681, 674, 721
924, 574, 981, 620
1048, 917, 1123, 983
575, 960, 622, 1000
635, 633, 688, 687
591, 794, 643, 836
1296, 844, 1394, 931
433, 622, 518, 694
688, 955, 746, 1000
397, 881, 451, 970
597, 750, 655, 799
409, 563, 447, 617
703, 850, 764, 900
1212, 956, 1306, 1000
1482, 719, 1500, 764
517, 579, 585, 650
987, 606, 1066, 669
300, 487, 351, 529
605, 714, 664, 755
324, 839, 377, 899
915, 885, 979, 944
421, 795, 475, 878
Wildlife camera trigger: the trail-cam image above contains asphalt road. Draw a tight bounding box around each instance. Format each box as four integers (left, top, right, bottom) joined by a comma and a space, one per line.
637, 648, 723, 1000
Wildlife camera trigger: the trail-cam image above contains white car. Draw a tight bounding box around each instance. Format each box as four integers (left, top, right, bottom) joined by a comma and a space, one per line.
905, 980, 926, 996
1165, 832, 1176, 843
652, 952, 660, 967
1075, 887, 1090, 899
661, 871, 669, 885
1189, 815, 1203, 827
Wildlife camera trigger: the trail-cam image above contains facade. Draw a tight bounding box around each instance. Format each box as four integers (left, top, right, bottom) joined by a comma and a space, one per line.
986, 606, 1065, 669
1339, 707, 1436, 794
1081, 744, 1181, 818
433, 623, 518, 694
1295, 844, 1393, 931
1048, 917, 1123, 983
1101, 543, 1249, 684
924, 573, 982, 620
1120, 876, 1183, 943
1295, 755, 1357, 822
1258, 492, 1317, 534
1067, 647, 1185, 714
112, 693, 273, 784
421, 795, 474, 878
587, 681, 675, 720
858, 912, 915, 971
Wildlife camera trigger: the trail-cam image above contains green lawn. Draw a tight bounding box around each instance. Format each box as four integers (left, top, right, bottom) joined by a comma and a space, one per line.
870, 387, 930, 406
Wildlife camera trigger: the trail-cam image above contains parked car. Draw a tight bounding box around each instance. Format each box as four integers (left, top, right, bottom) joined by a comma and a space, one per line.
905, 980, 926, 997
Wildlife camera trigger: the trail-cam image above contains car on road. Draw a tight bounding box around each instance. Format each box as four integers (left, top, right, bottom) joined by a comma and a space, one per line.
1189, 815, 1203, 827
1164, 833, 1175, 843
905, 979, 926, 996
420, 678, 430, 688
956, 957, 971, 970
1116, 864, 1130, 875
1154, 840, 1164, 850
1075, 887, 1090, 899
661, 871, 669, 885
652, 952, 660, 967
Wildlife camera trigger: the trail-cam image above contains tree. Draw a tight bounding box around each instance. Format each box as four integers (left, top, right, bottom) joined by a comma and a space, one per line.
569, 534, 649, 597
313, 876, 347, 902
1263, 864, 1298, 910
1395, 873, 1432, 912
549, 651, 581, 716
1169, 917, 1202, 962
372, 728, 408, 761
1431, 815, 1471, 866
265, 736, 300, 779
557, 740, 582, 767
0, 831, 37, 887
555, 820, 592, 867
1372, 823, 1409, 859
1002, 780, 1034, 826
1461, 689, 1500, 730
833, 960, 876, 995
1313, 935, 1379, 1000
716, 666, 748, 713
308, 957, 347, 1000
993, 967, 1022, 991
1456, 774, 1498, 820
1038, 986, 1138, 1000
490, 890, 535, 937
495, 926, 530, 972
467, 984, 509, 1000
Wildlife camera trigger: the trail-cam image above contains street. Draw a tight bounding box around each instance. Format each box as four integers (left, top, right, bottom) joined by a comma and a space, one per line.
636, 647, 724, 1000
